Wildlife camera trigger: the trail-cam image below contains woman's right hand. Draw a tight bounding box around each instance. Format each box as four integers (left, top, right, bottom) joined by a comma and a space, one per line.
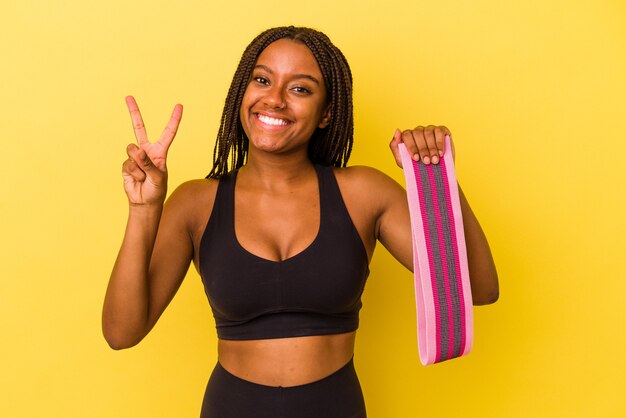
122, 96, 183, 206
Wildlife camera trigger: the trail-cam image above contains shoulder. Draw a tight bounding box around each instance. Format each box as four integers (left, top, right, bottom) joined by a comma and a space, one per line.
163, 178, 220, 233
331, 165, 407, 220
167, 178, 219, 208
332, 165, 405, 198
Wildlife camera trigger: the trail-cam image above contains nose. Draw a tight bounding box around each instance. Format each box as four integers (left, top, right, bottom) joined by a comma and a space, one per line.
263, 85, 286, 110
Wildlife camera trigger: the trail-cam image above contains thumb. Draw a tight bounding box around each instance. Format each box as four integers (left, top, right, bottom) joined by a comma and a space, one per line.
389, 128, 403, 168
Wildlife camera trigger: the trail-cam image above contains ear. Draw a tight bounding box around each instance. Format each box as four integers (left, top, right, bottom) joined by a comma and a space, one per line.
318, 105, 332, 129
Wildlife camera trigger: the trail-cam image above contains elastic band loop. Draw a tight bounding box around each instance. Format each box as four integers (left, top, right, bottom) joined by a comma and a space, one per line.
398, 137, 473, 365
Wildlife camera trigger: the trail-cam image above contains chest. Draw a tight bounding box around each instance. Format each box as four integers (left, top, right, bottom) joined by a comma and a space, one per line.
234, 183, 320, 263
197, 167, 371, 323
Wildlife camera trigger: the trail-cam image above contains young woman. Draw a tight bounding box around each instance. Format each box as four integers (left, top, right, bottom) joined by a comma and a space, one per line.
103, 26, 498, 418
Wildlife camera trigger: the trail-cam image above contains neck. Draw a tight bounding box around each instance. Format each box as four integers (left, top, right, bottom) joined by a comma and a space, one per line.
239, 149, 316, 190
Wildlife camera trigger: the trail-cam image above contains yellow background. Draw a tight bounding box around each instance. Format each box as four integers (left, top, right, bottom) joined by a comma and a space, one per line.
1, 0, 624, 416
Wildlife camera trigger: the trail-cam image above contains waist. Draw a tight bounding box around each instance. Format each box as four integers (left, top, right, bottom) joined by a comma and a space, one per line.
217, 331, 356, 387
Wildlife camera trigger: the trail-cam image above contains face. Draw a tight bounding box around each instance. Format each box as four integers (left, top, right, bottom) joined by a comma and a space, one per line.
239, 39, 330, 157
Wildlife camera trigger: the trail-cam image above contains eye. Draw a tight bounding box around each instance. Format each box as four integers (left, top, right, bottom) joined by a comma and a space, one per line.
291, 86, 311, 95
253, 76, 269, 85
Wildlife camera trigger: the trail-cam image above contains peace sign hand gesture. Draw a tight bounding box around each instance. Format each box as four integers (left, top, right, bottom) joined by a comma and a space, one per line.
122, 96, 183, 206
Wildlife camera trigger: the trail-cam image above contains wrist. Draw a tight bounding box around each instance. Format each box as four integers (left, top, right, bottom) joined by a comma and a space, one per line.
128, 202, 164, 218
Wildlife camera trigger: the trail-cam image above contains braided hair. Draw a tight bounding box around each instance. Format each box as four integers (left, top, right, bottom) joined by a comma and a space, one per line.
207, 26, 354, 179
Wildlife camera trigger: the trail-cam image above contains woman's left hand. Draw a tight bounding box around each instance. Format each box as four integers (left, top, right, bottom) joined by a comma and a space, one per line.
389, 125, 454, 168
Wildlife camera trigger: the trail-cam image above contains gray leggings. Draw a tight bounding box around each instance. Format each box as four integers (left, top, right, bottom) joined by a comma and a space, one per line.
200, 357, 366, 417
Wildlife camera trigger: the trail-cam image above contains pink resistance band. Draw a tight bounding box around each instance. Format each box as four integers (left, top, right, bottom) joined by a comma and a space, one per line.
398, 137, 473, 365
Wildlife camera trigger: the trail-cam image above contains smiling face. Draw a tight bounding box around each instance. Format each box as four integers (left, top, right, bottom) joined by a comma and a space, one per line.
239, 39, 331, 158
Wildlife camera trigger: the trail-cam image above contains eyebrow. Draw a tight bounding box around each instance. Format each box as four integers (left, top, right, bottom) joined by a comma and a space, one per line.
253, 65, 320, 85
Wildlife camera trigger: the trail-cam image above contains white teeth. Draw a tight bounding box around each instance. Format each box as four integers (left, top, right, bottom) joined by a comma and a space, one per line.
257, 114, 289, 126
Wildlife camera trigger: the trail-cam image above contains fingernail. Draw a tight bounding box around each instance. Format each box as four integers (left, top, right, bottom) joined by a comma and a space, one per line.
423, 156, 430, 164
439, 150, 444, 157
432, 155, 439, 164
413, 153, 420, 161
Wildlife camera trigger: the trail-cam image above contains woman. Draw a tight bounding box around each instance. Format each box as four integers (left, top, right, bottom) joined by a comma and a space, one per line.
103, 26, 498, 417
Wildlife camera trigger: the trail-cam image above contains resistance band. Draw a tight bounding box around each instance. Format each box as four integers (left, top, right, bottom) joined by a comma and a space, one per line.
398, 137, 473, 365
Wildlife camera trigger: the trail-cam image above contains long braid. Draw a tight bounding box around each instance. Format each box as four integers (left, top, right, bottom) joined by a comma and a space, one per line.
208, 26, 354, 179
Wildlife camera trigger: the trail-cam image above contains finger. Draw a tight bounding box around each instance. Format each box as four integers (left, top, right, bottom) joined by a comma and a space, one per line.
448, 134, 456, 162
410, 126, 431, 164
125, 96, 149, 145
122, 158, 147, 182
423, 125, 439, 164
388, 128, 404, 167
434, 126, 451, 158
157, 103, 183, 151
126, 143, 161, 178
402, 128, 421, 162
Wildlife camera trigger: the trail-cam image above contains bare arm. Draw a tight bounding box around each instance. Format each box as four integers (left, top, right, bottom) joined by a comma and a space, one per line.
102, 97, 193, 349
103, 192, 195, 349
457, 186, 499, 304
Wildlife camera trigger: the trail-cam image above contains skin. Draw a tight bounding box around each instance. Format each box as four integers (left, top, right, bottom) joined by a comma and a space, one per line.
103, 39, 498, 387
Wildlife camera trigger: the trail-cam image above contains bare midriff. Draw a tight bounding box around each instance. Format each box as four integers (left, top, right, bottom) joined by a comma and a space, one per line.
217, 331, 357, 387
